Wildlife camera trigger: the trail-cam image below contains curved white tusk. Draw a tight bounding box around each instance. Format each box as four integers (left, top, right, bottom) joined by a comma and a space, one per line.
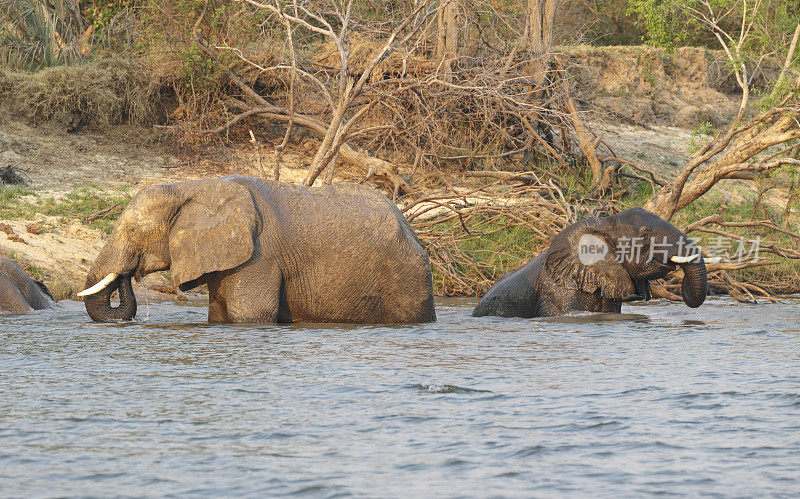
670, 254, 700, 264
77, 273, 119, 297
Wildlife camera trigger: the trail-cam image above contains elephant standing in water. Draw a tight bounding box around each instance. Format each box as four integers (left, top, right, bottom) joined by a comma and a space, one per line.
0, 257, 55, 314
79, 176, 436, 324
473, 208, 708, 318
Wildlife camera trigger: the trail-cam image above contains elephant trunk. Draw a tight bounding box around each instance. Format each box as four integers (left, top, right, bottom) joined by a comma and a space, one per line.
83, 273, 137, 322
679, 260, 707, 308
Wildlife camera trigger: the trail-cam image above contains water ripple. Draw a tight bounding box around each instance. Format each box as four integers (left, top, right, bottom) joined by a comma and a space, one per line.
0, 297, 799, 496
408, 383, 494, 394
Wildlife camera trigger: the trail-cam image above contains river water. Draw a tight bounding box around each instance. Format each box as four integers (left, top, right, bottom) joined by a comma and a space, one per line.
1, 297, 798, 496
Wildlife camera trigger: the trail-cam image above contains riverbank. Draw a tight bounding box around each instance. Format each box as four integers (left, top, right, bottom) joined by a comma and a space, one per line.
2, 114, 797, 301
1, 45, 797, 300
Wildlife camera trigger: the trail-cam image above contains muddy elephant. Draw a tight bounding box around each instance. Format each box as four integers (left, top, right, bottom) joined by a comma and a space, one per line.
473, 208, 707, 318
0, 257, 56, 314
78, 175, 436, 324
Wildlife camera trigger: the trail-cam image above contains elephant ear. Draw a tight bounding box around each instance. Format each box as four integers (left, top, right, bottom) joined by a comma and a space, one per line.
544, 220, 636, 300
168, 179, 260, 291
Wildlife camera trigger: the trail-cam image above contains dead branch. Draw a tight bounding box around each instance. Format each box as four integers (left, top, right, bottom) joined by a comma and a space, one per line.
464, 170, 547, 186
193, 1, 438, 193
601, 157, 667, 187
84, 201, 125, 222
772, 21, 800, 99
553, 61, 606, 189
406, 172, 578, 296
645, 77, 800, 220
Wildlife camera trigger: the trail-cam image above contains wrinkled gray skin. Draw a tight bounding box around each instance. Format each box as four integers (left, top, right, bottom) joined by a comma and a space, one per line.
0, 257, 56, 314
473, 208, 707, 318
83, 175, 436, 324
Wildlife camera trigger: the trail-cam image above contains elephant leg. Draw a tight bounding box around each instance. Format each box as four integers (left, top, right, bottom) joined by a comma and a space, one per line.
206, 260, 285, 323
600, 297, 622, 313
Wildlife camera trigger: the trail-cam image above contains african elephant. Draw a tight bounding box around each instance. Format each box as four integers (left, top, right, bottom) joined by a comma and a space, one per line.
0, 257, 56, 314
78, 175, 436, 324
473, 208, 707, 318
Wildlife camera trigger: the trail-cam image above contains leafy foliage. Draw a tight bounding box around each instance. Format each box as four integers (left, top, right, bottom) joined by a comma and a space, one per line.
627, 0, 798, 60
1, 0, 91, 68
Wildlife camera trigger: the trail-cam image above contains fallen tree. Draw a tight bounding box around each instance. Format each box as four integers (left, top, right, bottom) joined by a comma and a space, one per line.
644, 82, 800, 220
620, 0, 800, 301
639, 0, 800, 223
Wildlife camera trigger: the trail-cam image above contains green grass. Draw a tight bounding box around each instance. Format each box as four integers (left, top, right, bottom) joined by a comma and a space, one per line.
623, 179, 657, 207
674, 193, 800, 291
0, 183, 131, 233
424, 217, 545, 296
0, 184, 39, 220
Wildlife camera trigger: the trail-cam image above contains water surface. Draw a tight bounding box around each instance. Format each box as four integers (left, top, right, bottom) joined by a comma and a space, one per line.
1, 297, 799, 496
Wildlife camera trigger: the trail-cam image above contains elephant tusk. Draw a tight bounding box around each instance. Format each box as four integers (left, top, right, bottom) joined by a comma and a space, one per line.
670, 254, 700, 264
77, 273, 119, 297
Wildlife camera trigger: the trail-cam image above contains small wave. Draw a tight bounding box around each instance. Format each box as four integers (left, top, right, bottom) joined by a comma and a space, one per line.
78, 472, 127, 481
614, 386, 666, 396
509, 445, 547, 458
443, 458, 471, 467
764, 392, 800, 400
583, 421, 625, 430
288, 485, 326, 496
650, 441, 687, 450
395, 462, 426, 471
696, 403, 729, 410
373, 414, 438, 423
493, 471, 521, 478
409, 383, 493, 394
233, 388, 272, 394
265, 432, 298, 440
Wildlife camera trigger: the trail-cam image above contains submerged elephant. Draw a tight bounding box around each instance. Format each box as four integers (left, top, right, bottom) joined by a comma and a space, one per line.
0, 257, 56, 314
78, 175, 436, 324
473, 208, 707, 318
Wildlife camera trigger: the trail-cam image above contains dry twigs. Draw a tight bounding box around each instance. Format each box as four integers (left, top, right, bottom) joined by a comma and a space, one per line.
171, 0, 610, 200
404, 171, 579, 296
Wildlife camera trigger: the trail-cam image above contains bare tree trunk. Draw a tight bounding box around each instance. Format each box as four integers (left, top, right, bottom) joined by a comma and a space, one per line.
771, 22, 800, 99
436, 0, 458, 80
526, 0, 559, 91
560, 72, 605, 188
524, 0, 606, 188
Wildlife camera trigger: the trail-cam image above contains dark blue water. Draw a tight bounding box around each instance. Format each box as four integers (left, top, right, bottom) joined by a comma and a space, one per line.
1, 297, 798, 496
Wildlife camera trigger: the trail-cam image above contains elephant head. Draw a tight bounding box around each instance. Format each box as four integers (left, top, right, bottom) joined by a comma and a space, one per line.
545, 208, 707, 308
79, 178, 260, 322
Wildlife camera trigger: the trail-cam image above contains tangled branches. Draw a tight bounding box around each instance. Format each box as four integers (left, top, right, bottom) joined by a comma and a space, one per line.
353, 55, 575, 179
404, 172, 580, 296
161, 0, 608, 196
